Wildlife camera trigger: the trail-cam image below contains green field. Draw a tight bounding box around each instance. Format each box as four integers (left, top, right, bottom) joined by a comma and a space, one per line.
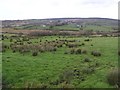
2, 34, 118, 88
14, 24, 114, 31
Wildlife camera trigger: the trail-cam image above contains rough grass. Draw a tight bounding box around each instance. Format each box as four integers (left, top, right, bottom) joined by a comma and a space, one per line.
2, 35, 118, 88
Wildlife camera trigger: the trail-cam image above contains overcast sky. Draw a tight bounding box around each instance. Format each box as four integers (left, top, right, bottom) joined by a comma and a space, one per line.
0, 0, 119, 20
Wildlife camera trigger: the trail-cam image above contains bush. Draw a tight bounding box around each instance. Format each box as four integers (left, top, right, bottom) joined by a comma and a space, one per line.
2, 48, 6, 52
81, 43, 85, 46
58, 83, 74, 88
32, 51, 38, 56
91, 51, 101, 56
73, 68, 80, 77
68, 44, 78, 48
107, 68, 120, 86
24, 82, 48, 88
22, 37, 29, 41
94, 62, 100, 67
10, 39, 13, 42
2, 44, 8, 49
70, 49, 75, 54
12, 50, 16, 53
91, 44, 93, 46
0, 46, 2, 52
84, 39, 90, 41
19, 49, 30, 54
82, 67, 95, 74
75, 49, 81, 54
64, 51, 69, 54
2, 38, 4, 40
59, 69, 73, 84
50, 79, 60, 85
81, 50, 87, 54
118, 50, 120, 56
53, 48, 57, 51
57, 44, 62, 48
27, 42, 32, 44
84, 58, 91, 62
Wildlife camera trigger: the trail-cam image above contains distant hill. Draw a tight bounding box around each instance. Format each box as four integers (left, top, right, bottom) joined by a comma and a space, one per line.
2, 18, 118, 31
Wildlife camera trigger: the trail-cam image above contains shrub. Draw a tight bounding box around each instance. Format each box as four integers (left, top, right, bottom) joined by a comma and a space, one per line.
2, 44, 8, 49
53, 48, 57, 51
22, 37, 29, 41
0, 46, 2, 52
16, 39, 22, 42
19, 42, 24, 45
10, 39, 13, 42
12, 50, 16, 53
82, 67, 95, 74
39, 47, 45, 53
64, 51, 69, 54
107, 68, 120, 86
19, 49, 30, 54
70, 49, 75, 54
2, 44, 9, 52
32, 51, 38, 56
91, 44, 93, 46
84, 39, 90, 41
68, 44, 78, 48
24, 82, 48, 88
73, 68, 80, 77
50, 79, 60, 85
94, 62, 100, 67
91, 51, 101, 56
58, 83, 74, 88
118, 50, 120, 56
59, 69, 73, 84
57, 44, 62, 48
75, 49, 81, 54
81, 49, 87, 54
2, 38, 4, 40
81, 43, 85, 46
2, 48, 6, 52
84, 58, 91, 62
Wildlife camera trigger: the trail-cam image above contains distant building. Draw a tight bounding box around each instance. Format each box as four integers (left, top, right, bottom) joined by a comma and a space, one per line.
42, 25, 46, 27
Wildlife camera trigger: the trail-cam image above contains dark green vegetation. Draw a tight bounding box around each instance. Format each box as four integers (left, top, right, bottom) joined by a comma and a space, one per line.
107, 68, 120, 86
1, 33, 119, 88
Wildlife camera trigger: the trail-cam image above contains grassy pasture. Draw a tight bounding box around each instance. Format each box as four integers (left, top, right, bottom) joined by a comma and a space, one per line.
1, 34, 118, 88
14, 24, 114, 31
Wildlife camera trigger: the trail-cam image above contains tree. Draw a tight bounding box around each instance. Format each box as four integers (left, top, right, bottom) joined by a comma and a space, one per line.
79, 25, 83, 30
49, 25, 54, 30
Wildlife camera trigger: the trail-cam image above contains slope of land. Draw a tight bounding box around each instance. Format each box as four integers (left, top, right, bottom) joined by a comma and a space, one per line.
2, 18, 118, 31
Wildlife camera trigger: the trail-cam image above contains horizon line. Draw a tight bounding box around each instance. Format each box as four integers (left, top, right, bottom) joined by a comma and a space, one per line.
1, 17, 118, 21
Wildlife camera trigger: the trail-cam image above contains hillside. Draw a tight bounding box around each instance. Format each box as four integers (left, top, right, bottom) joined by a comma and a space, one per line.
2, 18, 118, 31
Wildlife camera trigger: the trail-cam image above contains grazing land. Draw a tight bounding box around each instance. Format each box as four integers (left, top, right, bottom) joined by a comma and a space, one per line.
1, 18, 119, 88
